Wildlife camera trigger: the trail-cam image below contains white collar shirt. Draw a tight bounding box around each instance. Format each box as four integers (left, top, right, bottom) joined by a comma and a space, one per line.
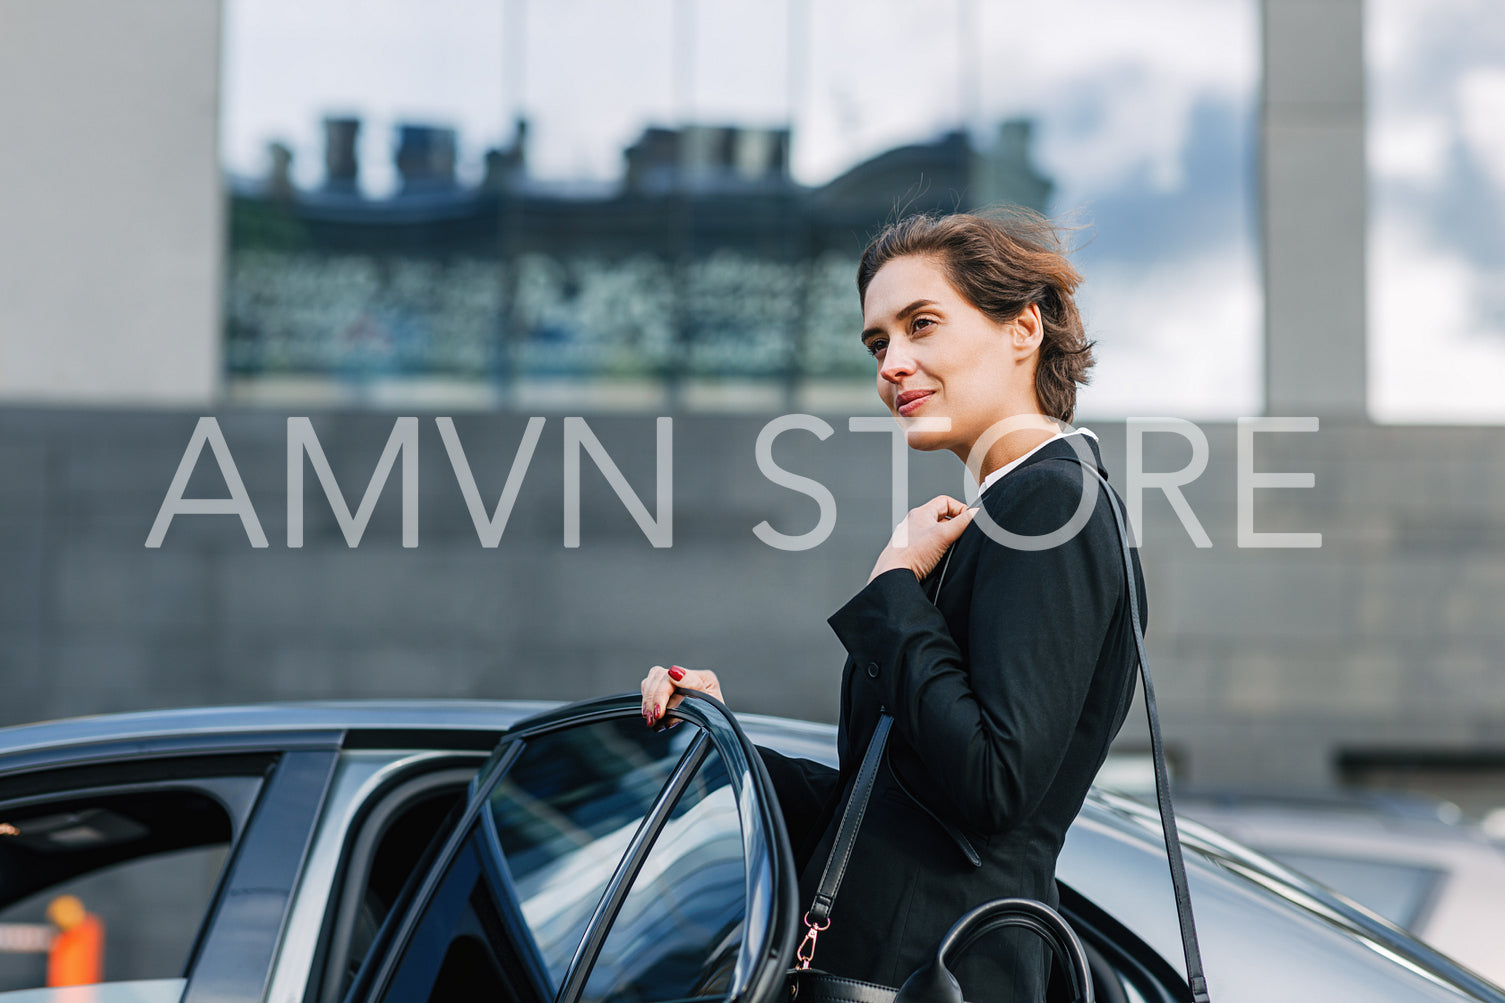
970, 426, 1099, 503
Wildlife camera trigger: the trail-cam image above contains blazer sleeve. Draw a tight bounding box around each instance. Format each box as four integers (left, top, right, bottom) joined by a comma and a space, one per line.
827, 464, 1123, 834
756, 747, 842, 865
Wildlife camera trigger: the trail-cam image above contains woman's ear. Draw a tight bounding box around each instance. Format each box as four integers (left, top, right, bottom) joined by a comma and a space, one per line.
1011, 302, 1044, 355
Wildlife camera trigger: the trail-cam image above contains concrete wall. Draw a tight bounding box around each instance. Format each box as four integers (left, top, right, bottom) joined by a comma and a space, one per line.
0, 0, 222, 405
5, 407, 1503, 792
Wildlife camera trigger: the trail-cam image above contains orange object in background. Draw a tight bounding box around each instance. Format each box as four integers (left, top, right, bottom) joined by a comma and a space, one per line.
45, 895, 103, 987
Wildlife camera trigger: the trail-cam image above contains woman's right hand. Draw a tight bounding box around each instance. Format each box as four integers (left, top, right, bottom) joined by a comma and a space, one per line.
867, 494, 976, 583
640, 664, 725, 727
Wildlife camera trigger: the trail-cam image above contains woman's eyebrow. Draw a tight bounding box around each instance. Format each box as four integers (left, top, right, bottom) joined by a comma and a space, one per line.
860, 299, 939, 342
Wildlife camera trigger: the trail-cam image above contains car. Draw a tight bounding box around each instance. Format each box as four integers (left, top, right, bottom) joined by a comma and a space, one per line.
1173, 789, 1505, 986
0, 695, 1498, 1003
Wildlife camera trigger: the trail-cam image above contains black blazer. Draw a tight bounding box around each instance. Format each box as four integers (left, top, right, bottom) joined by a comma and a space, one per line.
760, 433, 1147, 1002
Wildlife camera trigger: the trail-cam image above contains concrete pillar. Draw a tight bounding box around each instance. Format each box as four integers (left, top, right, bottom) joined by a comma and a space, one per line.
0, 0, 223, 405
1261, 0, 1367, 418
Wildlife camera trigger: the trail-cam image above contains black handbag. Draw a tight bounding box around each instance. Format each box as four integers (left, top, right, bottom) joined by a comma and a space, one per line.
787, 457, 1210, 1003
789, 895, 1095, 1003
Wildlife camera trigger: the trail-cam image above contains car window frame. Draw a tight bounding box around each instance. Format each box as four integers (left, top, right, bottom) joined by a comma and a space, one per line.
303, 756, 481, 1003
185, 749, 340, 1003
348, 693, 799, 1003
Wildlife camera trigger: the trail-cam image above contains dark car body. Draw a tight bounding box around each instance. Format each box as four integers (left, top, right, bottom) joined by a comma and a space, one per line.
1173, 790, 1505, 987
0, 697, 1498, 1003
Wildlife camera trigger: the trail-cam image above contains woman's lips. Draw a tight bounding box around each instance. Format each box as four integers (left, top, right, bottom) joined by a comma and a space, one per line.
896, 390, 934, 417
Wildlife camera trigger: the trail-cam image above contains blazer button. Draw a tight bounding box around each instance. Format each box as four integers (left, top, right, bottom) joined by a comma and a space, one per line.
866, 661, 880, 679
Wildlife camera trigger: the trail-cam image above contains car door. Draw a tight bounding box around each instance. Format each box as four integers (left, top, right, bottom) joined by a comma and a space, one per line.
345, 694, 799, 1003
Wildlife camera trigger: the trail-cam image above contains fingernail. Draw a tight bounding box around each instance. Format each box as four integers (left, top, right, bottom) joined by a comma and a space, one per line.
654, 704, 661, 718
668, 666, 685, 681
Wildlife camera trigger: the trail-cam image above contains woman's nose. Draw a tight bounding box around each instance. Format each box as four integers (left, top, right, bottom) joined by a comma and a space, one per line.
879, 341, 915, 384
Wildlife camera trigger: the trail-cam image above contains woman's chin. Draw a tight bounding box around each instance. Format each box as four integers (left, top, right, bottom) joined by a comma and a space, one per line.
902, 429, 952, 452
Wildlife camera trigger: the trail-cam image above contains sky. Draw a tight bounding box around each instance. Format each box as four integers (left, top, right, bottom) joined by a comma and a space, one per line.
1367, 0, 1505, 422
221, 0, 1505, 422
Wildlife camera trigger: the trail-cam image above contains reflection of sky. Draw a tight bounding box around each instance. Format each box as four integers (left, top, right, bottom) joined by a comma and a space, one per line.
1369, 0, 1505, 422
222, 0, 1260, 417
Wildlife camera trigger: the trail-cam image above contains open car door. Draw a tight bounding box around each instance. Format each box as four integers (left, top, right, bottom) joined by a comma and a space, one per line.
345, 693, 800, 1003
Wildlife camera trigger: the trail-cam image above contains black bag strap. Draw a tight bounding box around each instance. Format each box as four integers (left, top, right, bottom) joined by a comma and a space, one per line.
797, 711, 893, 968
1049, 457, 1211, 1003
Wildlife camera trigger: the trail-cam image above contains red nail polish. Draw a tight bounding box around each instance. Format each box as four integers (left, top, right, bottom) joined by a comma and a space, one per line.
668, 666, 685, 681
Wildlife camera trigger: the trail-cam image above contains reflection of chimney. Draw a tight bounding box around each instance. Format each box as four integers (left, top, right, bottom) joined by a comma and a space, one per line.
511, 118, 528, 169
623, 124, 792, 192
680, 125, 724, 175
481, 118, 528, 191
733, 128, 789, 180
323, 116, 361, 193
266, 141, 296, 202
971, 118, 1052, 214
396, 124, 458, 192
624, 127, 679, 193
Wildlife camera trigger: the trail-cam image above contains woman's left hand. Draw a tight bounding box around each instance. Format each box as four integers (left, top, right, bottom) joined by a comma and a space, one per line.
868, 495, 976, 583
641, 665, 724, 728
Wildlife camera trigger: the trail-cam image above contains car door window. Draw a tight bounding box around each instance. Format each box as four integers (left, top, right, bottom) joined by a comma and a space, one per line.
373, 717, 701, 1003
363, 698, 795, 1003
483, 717, 699, 988
580, 747, 744, 1003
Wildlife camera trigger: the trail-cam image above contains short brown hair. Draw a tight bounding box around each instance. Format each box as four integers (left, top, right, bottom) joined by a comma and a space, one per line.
856, 207, 1095, 423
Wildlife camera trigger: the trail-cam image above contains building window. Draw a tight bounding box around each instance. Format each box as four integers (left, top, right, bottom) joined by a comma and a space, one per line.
221, 0, 1259, 415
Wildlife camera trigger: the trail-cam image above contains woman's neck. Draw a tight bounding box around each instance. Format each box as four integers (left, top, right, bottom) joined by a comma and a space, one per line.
957, 415, 1060, 485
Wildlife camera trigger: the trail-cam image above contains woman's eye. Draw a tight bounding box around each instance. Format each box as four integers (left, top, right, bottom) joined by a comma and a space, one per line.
865, 338, 887, 358
911, 316, 935, 333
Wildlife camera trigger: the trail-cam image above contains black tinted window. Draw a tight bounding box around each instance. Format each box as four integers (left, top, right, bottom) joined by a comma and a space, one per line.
0, 789, 233, 993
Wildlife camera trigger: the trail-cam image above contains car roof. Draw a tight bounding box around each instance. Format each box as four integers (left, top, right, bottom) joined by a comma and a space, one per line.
0, 700, 562, 759
0, 699, 845, 766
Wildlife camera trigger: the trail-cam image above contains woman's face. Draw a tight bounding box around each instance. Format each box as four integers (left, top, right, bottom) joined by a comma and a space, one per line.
860, 254, 1041, 466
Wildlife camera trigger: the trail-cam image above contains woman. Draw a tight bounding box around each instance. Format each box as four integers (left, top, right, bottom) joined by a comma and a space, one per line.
640, 209, 1147, 1002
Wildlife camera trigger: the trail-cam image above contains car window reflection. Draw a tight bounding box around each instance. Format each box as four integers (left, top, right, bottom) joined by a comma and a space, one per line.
483, 718, 702, 990
581, 748, 746, 1003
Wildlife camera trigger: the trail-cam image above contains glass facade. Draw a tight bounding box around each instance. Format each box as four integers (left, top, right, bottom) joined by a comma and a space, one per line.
221, 0, 1260, 414
1368, 0, 1505, 423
